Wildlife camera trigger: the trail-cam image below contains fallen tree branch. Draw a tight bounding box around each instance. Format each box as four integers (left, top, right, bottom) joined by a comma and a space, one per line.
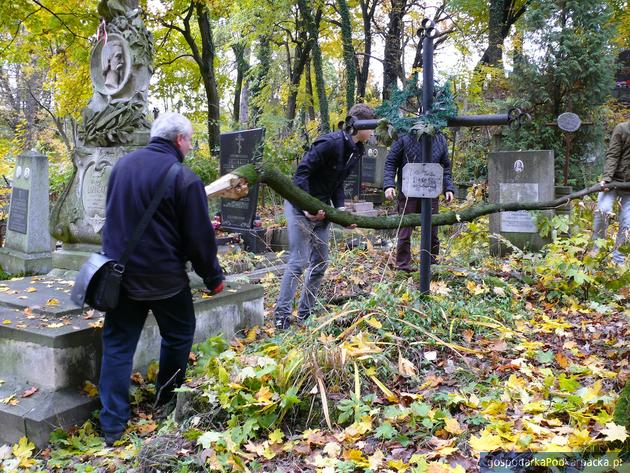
207, 162, 629, 229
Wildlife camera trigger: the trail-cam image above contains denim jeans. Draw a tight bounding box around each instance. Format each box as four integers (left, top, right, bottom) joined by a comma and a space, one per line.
274, 201, 331, 321
99, 287, 195, 435
592, 190, 630, 264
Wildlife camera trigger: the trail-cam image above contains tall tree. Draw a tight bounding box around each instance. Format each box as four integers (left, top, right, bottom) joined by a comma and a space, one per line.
356, 0, 379, 100
336, 0, 356, 110
298, 0, 329, 132
503, 0, 616, 186
156, 1, 221, 150
232, 40, 250, 125
382, 0, 407, 100
480, 0, 532, 67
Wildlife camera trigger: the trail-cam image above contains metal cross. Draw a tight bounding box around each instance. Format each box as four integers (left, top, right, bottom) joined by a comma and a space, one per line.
350, 18, 528, 294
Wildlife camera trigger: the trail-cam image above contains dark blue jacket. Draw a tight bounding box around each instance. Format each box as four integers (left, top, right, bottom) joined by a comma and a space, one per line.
383, 133, 455, 195
102, 137, 224, 300
293, 131, 365, 208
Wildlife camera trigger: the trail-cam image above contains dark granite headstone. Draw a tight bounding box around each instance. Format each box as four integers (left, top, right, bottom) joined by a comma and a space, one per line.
219, 128, 264, 229
344, 164, 361, 201
7, 188, 28, 234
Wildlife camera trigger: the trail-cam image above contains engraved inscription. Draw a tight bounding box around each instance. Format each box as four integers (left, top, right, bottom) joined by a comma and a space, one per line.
8, 187, 29, 234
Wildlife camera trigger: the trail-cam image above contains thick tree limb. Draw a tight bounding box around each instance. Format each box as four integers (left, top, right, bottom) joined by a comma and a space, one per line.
210, 162, 629, 229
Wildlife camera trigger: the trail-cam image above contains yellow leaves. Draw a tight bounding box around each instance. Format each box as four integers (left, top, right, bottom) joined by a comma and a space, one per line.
600, 422, 628, 443
365, 317, 382, 329
267, 429, 284, 444
368, 449, 385, 470
46, 322, 65, 328
322, 441, 341, 458
469, 430, 504, 454
83, 380, 98, 397
444, 417, 464, 435
370, 375, 399, 403
578, 380, 602, 403
343, 449, 369, 467
340, 332, 382, 361
398, 354, 418, 377
11, 437, 36, 468
430, 280, 452, 296
466, 280, 488, 295
25, 287, 37, 293
523, 401, 550, 414
2, 319, 11, 325
1, 394, 18, 406
46, 298, 60, 306
255, 386, 275, 405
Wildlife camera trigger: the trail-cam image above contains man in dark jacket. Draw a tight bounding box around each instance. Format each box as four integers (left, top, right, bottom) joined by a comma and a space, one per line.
383, 132, 455, 270
592, 119, 630, 265
273, 103, 375, 330
100, 112, 224, 445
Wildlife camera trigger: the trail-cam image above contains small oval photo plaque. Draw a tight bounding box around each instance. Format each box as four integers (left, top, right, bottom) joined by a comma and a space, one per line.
557, 112, 581, 132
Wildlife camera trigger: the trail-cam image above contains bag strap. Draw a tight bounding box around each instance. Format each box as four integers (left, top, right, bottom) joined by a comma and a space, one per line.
118, 162, 181, 267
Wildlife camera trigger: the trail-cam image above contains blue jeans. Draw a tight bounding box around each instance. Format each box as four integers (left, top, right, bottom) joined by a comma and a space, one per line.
274, 201, 331, 321
99, 287, 195, 435
593, 190, 629, 264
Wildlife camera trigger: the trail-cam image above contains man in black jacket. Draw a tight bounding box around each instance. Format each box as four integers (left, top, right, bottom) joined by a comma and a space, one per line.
383, 132, 455, 270
100, 112, 224, 445
273, 104, 375, 330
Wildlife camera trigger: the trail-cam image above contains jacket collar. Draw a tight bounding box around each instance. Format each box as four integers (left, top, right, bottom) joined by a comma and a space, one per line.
148, 137, 185, 162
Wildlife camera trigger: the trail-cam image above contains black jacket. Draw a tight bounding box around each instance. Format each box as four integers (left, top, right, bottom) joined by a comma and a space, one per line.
383, 133, 455, 195
293, 131, 365, 208
102, 137, 224, 300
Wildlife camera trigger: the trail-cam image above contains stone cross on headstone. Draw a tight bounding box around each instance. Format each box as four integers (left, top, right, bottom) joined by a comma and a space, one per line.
0, 151, 52, 274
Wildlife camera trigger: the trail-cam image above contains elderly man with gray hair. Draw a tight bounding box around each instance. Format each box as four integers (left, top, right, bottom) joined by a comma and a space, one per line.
99, 112, 224, 446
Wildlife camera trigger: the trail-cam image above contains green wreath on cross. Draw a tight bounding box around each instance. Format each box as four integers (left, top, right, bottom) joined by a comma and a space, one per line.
374, 76, 457, 146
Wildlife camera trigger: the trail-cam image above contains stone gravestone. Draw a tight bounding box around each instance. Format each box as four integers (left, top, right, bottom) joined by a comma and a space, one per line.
49, 0, 154, 270
344, 164, 361, 201
219, 128, 266, 252
488, 150, 554, 255
360, 137, 387, 203
0, 151, 52, 274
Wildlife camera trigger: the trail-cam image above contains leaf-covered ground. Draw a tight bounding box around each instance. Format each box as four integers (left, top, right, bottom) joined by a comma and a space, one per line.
1, 205, 629, 472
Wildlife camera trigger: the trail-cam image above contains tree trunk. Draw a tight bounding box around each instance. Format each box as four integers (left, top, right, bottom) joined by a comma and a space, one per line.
218, 162, 630, 229
357, 0, 377, 100
249, 36, 271, 127
232, 42, 249, 125
195, 2, 220, 150
305, 60, 316, 121
383, 0, 406, 100
286, 40, 312, 128
478, 0, 531, 68
299, 1, 329, 132
337, 0, 356, 110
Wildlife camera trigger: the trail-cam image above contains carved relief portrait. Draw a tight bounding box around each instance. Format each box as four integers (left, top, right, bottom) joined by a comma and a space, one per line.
90, 33, 131, 96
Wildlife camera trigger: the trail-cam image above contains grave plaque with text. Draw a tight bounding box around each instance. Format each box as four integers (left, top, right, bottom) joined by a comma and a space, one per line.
7, 188, 28, 234
220, 128, 264, 228
499, 183, 538, 232
402, 163, 443, 198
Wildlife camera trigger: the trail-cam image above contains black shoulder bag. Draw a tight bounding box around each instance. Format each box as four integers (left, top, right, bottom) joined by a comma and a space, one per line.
71, 162, 181, 311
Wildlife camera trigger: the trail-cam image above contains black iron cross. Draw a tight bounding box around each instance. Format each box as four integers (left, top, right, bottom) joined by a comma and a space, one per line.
349, 18, 528, 294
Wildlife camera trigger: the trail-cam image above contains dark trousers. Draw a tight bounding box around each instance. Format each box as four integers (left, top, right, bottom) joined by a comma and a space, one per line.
99, 287, 195, 435
396, 195, 440, 270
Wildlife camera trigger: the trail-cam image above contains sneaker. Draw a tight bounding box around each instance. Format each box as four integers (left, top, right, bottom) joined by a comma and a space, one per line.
274, 316, 290, 330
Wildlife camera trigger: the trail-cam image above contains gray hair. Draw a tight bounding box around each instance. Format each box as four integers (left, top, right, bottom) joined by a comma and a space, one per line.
150, 112, 193, 141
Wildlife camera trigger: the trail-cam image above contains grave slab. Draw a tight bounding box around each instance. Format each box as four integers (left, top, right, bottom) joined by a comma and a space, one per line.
0, 276, 263, 447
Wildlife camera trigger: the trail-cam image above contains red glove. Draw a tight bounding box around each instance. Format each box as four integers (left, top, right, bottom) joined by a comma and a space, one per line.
210, 281, 224, 295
